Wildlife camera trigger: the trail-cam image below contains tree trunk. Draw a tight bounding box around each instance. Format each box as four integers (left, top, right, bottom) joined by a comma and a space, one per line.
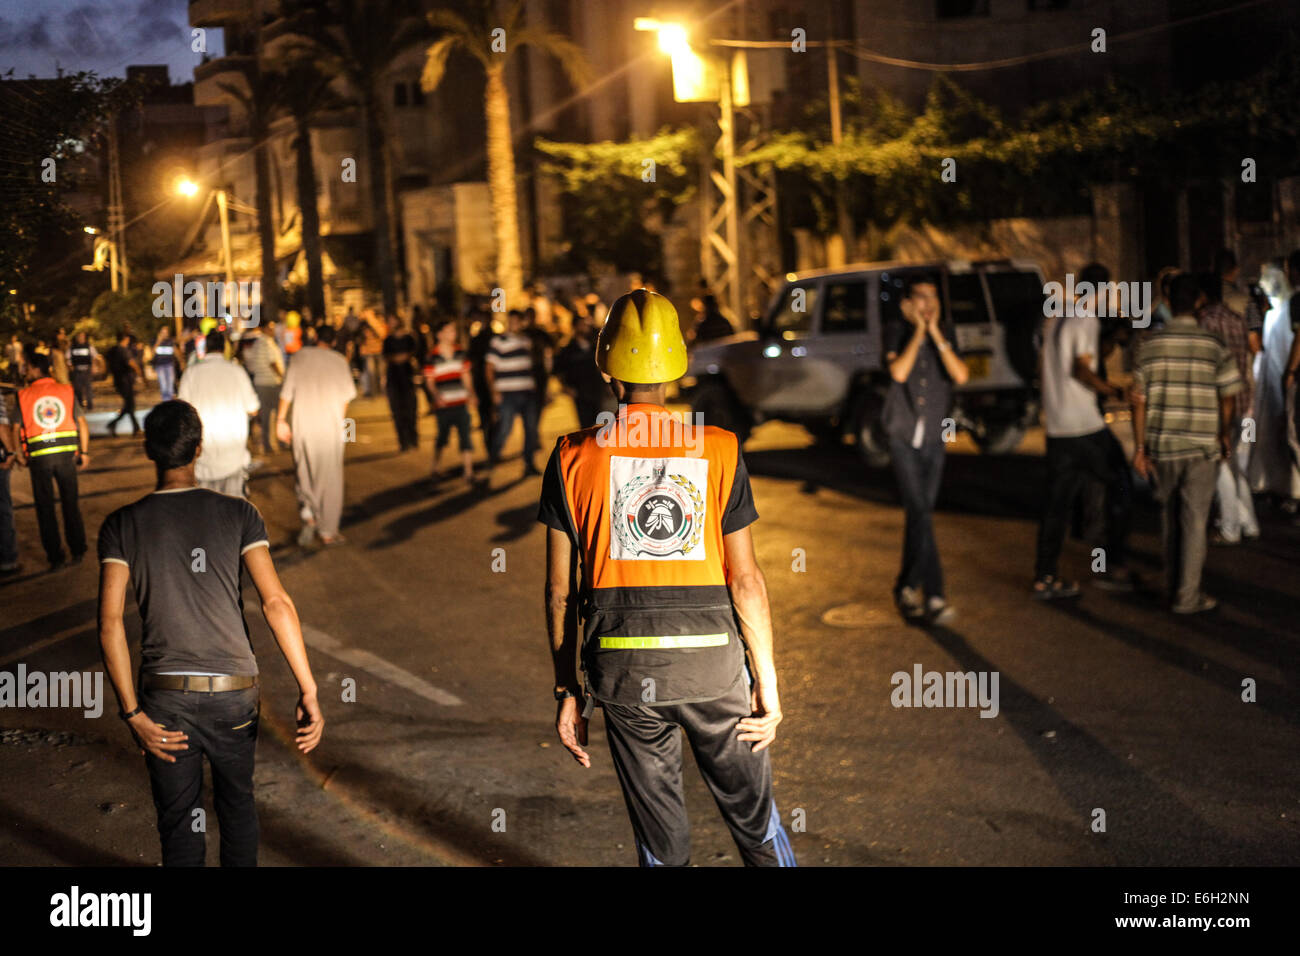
365, 91, 399, 316
295, 116, 327, 322
253, 128, 280, 328
484, 62, 524, 306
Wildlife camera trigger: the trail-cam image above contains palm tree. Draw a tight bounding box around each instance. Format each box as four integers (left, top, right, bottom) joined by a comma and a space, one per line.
281, 0, 431, 316
218, 61, 283, 326
421, 1, 591, 306
270, 51, 347, 322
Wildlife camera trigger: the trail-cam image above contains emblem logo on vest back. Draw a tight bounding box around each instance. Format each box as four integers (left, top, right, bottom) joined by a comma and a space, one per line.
32, 395, 67, 431
610, 456, 708, 560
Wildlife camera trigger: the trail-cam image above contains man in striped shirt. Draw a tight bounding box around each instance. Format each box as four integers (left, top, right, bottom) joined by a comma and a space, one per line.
486, 309, 541, 477
1131, 273, 1242, 614
424, 320, 479, 487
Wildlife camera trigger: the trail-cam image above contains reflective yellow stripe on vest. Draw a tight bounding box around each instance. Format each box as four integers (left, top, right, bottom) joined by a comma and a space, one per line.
28, 431, 78, 442
598, 634, 729, 650
26, 430, 79, 457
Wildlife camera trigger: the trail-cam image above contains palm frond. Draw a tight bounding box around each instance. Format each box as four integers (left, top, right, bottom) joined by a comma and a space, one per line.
420, 35, 463, 93
509, 27, 594, 90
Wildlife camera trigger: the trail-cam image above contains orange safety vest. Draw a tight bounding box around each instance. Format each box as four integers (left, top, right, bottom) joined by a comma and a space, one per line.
18, 378, 79, 459
547, 403, 746, 705
284, 327, 303, 354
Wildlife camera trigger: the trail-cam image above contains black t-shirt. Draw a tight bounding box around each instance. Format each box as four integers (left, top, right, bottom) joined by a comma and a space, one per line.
383, 333, 417, 386
152, 341, 178, 369
537, 442, 759, 539
383, 333, 417, 364
881, 318, 957, 446
106, 345, 134, 381
98, 488, 270, 676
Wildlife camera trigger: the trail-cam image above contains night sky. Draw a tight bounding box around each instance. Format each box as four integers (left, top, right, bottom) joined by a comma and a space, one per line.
0, 0, 220, 83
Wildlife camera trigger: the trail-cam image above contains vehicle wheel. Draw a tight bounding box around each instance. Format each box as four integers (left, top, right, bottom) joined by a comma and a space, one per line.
850, 390, 891, 468
691, 381, 752, 444
973, 420, 1026, 456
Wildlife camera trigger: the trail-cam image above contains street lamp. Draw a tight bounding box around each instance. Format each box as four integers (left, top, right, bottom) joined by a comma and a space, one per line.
80, 224, 125, 291
636, 16, 745, 324
175, 177, 257, 289
175, 178, 260, 337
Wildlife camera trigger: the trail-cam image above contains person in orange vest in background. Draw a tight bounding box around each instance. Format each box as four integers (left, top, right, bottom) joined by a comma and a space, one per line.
16, 352, 90, 570
282, 311, 304, 357
538, 289, 795, 867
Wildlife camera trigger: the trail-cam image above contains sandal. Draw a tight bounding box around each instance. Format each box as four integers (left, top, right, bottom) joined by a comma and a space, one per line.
1032, 575, 1081, 600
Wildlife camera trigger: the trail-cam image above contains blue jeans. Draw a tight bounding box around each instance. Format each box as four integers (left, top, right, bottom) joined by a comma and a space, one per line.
491, 389, 540, 467
0, 467, 17, 567
156, 363, 177, 401
888, 436, 947, 598
140, 684, 260, 866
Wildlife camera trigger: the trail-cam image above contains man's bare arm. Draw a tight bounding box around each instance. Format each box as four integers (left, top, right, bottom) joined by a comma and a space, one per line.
242, 545, 323, 752
98, 561, 138, 718
546, 527, 589, 766
725, 526, 783, 752
544, 527, 580, 690
98, 561, 190, 762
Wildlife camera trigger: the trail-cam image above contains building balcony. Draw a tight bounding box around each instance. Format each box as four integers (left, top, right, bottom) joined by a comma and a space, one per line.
189, 0, 255, 27
194, 54, 256, 84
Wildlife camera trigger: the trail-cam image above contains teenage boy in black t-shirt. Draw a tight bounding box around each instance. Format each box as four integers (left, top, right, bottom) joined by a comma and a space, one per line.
98, 399, 324, 866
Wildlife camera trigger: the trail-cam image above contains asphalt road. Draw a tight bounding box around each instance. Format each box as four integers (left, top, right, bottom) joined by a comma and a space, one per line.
1, 384, 1297, 866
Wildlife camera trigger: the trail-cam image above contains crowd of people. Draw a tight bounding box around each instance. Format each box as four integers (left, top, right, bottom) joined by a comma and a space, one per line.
0, 277, 746, 575
895, 247, 1300, 622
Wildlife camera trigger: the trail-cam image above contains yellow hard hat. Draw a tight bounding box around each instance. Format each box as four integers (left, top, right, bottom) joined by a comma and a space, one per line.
596, 289, 687, 384
199, 317, 217, 334
286, 311, 301, 329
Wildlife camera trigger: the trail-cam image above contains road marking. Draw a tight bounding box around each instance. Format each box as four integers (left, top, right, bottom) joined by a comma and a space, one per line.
301, 624, 464, 706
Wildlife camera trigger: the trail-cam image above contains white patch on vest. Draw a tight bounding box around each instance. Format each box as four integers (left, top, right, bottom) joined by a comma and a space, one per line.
33, 395, 68, 430
609, 456, 708, 561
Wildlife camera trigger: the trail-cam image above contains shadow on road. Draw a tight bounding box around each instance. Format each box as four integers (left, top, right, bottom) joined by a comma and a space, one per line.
1051, 602, 1299, 727
919, 621, 1240, 864
0, 797, 141, 866
746, 444, 1055, 521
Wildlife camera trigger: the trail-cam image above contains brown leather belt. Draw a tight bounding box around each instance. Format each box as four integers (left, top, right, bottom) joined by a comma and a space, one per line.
142, 674, 258, 692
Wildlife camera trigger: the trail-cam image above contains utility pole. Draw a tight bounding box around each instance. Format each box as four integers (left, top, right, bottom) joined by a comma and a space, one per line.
826, 4, 853, 267
106, 112, 128, 292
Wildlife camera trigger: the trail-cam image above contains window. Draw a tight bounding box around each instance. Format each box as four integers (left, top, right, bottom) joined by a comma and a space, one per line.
936, 0, 990, 17
1028, 0, 1070, 9
412, 83, 425, 106
394, 83, 408, 107
947, 273, 989, 324
822, 281, 867, 333
767, 284, 818, 337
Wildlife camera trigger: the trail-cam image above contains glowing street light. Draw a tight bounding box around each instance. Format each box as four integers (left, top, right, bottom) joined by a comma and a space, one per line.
656, 23, 691, 56
637, 13, 745, 323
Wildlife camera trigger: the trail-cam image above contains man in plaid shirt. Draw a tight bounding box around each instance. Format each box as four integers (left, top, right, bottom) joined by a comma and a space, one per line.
1197, 272, 1259, 545
1132, 274, 1243, 614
